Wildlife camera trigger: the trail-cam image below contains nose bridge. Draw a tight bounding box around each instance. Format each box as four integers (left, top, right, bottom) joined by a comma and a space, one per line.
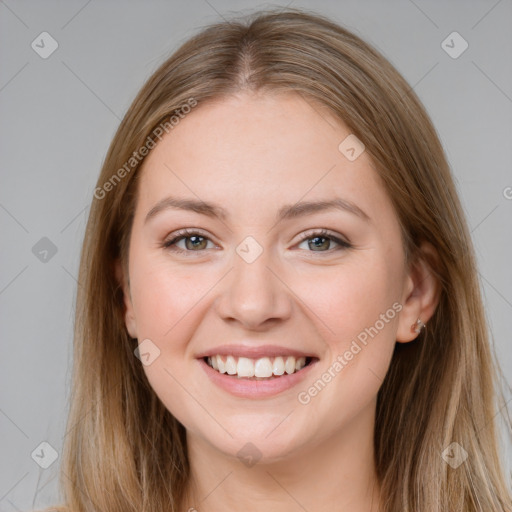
216, 236, 292, 327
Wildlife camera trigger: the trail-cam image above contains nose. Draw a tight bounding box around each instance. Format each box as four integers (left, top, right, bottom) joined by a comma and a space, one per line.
215, 245, 293, 330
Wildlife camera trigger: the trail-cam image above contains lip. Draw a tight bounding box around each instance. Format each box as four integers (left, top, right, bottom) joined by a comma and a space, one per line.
195, 344, 317, 360
198, 355, 319, 399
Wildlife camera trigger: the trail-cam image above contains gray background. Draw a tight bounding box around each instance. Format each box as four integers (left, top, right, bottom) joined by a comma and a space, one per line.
1, 0, 511, 509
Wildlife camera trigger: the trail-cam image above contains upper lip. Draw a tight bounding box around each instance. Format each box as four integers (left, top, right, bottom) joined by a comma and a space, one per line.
196, 344, 318, 360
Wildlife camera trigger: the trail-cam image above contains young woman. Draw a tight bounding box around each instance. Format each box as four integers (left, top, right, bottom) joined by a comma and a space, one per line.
45, 7, 512, 512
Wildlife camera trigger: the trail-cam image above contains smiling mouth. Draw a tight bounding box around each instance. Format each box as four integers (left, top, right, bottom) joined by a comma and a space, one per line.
204, 355, 316, 380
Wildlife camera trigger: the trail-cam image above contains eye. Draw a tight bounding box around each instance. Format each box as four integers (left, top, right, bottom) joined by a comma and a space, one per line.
296, 229, 352, 253
162, 229, 216, 255
162, 228, 352, 256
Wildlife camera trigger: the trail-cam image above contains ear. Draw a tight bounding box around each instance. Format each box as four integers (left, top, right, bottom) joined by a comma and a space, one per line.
396, 241, 441, 343
114, 259, 138, 339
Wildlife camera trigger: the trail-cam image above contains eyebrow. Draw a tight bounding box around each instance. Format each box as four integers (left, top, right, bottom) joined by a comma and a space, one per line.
144, 195, 370, 224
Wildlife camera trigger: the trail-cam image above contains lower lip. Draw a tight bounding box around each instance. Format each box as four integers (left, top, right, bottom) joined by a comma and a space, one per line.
198, 358, 318, 399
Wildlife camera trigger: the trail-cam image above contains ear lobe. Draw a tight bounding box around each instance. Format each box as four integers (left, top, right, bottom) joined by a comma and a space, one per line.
396, 241, 441, 343
114, 259, 138, 339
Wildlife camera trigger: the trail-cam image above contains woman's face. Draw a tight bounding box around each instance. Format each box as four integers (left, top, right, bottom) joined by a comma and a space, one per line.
118, 91, 422, 462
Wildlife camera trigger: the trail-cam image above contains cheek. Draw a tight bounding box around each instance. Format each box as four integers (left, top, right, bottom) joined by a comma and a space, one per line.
129, 258, 212, 429
299, 254, 402, 343
293, 261, 400, 419
130, 256, 209, 343
299, 250, 403, 399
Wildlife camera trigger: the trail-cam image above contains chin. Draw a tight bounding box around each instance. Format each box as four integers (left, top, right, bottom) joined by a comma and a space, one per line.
202, 425, 310, 465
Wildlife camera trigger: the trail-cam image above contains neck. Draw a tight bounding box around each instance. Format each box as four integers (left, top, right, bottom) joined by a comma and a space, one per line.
181, 400, 381, 512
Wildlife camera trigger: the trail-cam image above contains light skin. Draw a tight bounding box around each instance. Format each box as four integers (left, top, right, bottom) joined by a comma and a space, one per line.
115, 90, 440, 512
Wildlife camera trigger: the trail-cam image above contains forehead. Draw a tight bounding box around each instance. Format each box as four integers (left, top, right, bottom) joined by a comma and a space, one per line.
135, 91, 393, 225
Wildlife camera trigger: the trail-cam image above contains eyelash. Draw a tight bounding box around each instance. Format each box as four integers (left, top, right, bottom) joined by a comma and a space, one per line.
162, 228, 352, 256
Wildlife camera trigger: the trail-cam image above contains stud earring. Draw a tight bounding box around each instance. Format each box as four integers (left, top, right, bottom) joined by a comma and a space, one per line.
411, 318, 426, 334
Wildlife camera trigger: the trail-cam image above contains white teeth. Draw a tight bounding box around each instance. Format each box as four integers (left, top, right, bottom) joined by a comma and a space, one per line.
273, 356, 285, 375
254, 357, 273, 378
225, 355, 237, 375
284, 356, 296, 374
207, 354, 309, 378
237, 357, 254, 377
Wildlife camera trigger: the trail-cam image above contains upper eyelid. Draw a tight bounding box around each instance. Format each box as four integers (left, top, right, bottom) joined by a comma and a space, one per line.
166, 228, 343, 241
167, 228, 217, 243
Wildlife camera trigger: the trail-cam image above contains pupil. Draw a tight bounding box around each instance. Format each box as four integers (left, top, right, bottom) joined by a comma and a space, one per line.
187, 236, 205, 250
310, 236, 328, 251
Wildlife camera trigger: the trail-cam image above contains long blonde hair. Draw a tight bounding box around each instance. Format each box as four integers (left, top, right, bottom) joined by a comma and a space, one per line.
45, 7, 511, 511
